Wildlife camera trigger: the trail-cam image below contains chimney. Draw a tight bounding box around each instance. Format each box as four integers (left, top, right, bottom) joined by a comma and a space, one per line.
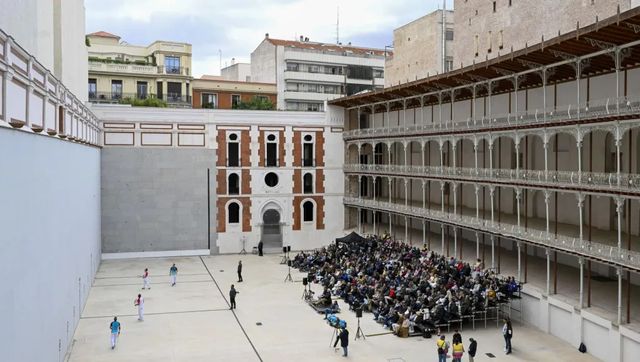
265, 33, 269, 38
305, 37, 309, 42
231, 57, 235, 65
300, 35, 304, 41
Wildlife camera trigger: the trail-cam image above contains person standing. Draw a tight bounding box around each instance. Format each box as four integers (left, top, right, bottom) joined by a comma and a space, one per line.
502, 318, 513, 354
468, 338, 478, 362
436, 335, 449, 362
258, 241, 263, 256
134, 294, 144, 321
451, 339, 465, 362
229, 284, 239, 309
333, 327, 349, 357
142, 268, 150, 290
237, 260, 243, 282
169, 264, 178, 286
109, 317, 121, 349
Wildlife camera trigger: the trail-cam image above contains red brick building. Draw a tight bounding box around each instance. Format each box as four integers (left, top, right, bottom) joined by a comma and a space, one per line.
192, 77, 276, 109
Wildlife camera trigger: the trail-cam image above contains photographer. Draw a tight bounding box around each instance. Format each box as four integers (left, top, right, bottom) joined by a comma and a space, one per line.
333, 327, 349, 357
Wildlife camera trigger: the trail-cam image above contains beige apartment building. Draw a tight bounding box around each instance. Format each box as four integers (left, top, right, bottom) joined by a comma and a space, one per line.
453, 0, 639, 68
385, 9, 454, 86
86, 31, 193, 107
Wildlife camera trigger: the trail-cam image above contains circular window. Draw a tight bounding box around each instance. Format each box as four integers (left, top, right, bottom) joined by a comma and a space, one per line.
264, 172, 279, 187
229, 133, 238, 141
304, 134, 312, 142
267, 134, 276, 141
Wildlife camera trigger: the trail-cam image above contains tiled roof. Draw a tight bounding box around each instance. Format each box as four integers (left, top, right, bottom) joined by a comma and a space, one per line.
265, 38, 387, 56
87, 31, 120, 39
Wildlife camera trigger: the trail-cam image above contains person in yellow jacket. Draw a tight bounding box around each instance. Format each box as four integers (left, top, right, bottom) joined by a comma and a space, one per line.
436, 335, 449, 362
451, 340, 465, 362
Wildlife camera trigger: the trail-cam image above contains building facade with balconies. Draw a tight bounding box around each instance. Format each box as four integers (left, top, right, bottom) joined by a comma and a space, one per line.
86, 31, 193, 107
331, 8, 640, 362
191, 77, 277, 109
251, 34, 386, 112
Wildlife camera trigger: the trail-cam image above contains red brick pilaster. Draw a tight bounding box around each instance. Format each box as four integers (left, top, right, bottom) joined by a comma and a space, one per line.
216, 169, 227, 195
241, 169, 251, 194
279, 130, 285, 166
292, 131, 301, 167
242, 198, 252, 232
241, 130, 251, 167
216, 128, 226, 167
293, 169, 302, 194
316, 169, 325, 193
258, 130, 265, 167
315, 130, 325, 167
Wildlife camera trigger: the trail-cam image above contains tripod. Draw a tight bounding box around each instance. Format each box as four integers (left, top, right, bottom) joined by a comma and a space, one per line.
284, 263, 293, 282
355, 317, 365, 340
239, 237, 247, 255
280, 249, 288, 264
329, 328, 340, 347
302, 284, 311, 300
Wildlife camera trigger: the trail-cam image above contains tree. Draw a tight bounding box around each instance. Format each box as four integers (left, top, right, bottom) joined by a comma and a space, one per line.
233, 97, 274, 110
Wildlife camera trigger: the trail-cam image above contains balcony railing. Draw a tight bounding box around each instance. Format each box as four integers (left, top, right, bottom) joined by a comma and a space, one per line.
88, 61, 191, 77
343, 96, 640, 140
1, 28, 100, 145
89, 92, 191, 106
343, 164, 640, 194
344, 197, 640, 271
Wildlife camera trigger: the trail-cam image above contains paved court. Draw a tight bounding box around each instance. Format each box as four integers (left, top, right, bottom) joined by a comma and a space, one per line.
67, 254, 600, 362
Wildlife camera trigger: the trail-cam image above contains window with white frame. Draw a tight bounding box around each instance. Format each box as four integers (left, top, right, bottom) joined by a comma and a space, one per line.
302, 200, 314, 222
227, 133, 240, 166
303, 173, 313, 194
228, 202, 240, 224
228, 173, 240, 195
266, 133, 278, 167
302, 134, 314, 167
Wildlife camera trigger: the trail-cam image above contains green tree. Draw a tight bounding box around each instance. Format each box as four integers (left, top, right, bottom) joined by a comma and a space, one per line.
233, 97, 274, 110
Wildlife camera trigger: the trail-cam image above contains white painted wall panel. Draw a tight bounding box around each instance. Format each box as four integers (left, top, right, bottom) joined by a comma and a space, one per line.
549, 304, 572, 341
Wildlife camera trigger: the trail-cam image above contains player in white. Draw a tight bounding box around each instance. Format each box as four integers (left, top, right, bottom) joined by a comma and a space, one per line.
134, 294, 144, 321
142, 268, 150, 289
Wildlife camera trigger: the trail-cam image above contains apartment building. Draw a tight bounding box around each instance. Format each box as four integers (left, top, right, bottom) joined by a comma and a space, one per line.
385, 9, 454, 86
454, 0, 639, 69
251, 34, 386, 111
191, 77, 276, 109
330, 8, 640, 361
86, 31, 193, 107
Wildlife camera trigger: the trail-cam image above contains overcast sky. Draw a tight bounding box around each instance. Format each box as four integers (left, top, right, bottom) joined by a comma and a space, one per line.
85, 0, 453, 77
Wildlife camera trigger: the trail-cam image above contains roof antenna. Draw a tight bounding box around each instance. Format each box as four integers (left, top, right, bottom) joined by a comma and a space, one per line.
336, 6, 340, 45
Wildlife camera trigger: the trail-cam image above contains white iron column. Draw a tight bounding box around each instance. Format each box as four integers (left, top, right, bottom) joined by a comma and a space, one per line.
515, 188, 522, 231
422, 220, 426, 246
404, 179, 408, 206
372, 177, 377, 202
616, 197, 624, 249
474, 184, 480, 220
517, 241, 522, 282
491, 235, 496, 269
475, 232, 480, 259
546, 248, 551, 295
579, 257, 584, 308
474, 141, 479, 175
577, 193, 585, 241
405, 216, 409, 243
544, 191, 551, 236
453, 227, 458, 258
543, 137, 549, 181
616, 130, 622, 187
452, 182, 458, 216
617, 267, 622, 325
489, 186, 496, 227
577, 137, 583, 184
439, 142, 444, 172
515, 141, 520, 178
422, 181, 426, 209
385, 102, 390, 128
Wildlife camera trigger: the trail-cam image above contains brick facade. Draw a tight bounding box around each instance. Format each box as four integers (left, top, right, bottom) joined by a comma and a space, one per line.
193, 89, 276, 109
217, 197, 252, 233
216, 128, 226, 167
293, 169, 302, 194
279, 130, 285, 166
241, 169, 251, 194
292, 131, 301, 167
292, 195, 325, 231
241, 130, 251, 167
258, 130, 265, 167
316, 169, 325, 193
315, 130, 325, 167
216, 169, 227, 195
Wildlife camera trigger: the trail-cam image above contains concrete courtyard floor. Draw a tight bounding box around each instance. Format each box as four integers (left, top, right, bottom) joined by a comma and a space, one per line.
67, 254, 601, 362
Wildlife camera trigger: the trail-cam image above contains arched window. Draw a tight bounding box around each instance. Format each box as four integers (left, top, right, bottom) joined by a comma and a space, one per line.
228, 173, 239, 195
266, 133, 278, 167
303, 173, 313, 194
303, 201, 314, 222
303, 134, 314, 167
228, 202, 240, 224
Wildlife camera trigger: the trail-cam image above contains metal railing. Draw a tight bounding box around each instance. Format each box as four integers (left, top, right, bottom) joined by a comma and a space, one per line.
89, 92, 192, 105
343, 164, 640, 194
344, 197, 640, 271
0, 28, 101, 146
88, 61, 191, 77
343, 96, 640, 140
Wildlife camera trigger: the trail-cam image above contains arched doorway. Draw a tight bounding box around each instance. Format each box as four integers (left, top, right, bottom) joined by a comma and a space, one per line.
261, 209, 282, 248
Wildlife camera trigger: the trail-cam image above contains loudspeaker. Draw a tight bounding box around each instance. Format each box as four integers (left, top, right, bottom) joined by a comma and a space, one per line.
303, 277, 308, 285
282, 246, 287, 253
287, 260, 292, 267
355, 308, 363, 318
287, 245, 291, 252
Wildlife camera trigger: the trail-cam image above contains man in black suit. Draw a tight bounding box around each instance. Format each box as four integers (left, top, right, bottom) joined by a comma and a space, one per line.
229, 284, 239, 309
258, 241, 263, 256
333, 327, 349, 357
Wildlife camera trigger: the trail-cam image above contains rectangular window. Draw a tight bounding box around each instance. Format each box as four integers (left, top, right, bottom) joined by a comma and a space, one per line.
231, 94, 241, 108
303, 143, 314, 167
88, 78, 97, 99
493, 1, 496, 12
165, 56, 181, 74
488, 31, 493, 53
445, 58, 453, 72
445, 29, 454, 41
157, 81, 163, 99
499, 30, 504, 50
111, 80, 122, 99
266, 143, 277, 167
286, 63, 299, 71
201, 93, 217, 108
167, 82, 182, 101
136, 81, 148, 99
228, 143, 239, 167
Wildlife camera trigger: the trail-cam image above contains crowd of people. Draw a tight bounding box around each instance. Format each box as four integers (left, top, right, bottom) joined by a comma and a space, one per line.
292, 233, 520, 339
